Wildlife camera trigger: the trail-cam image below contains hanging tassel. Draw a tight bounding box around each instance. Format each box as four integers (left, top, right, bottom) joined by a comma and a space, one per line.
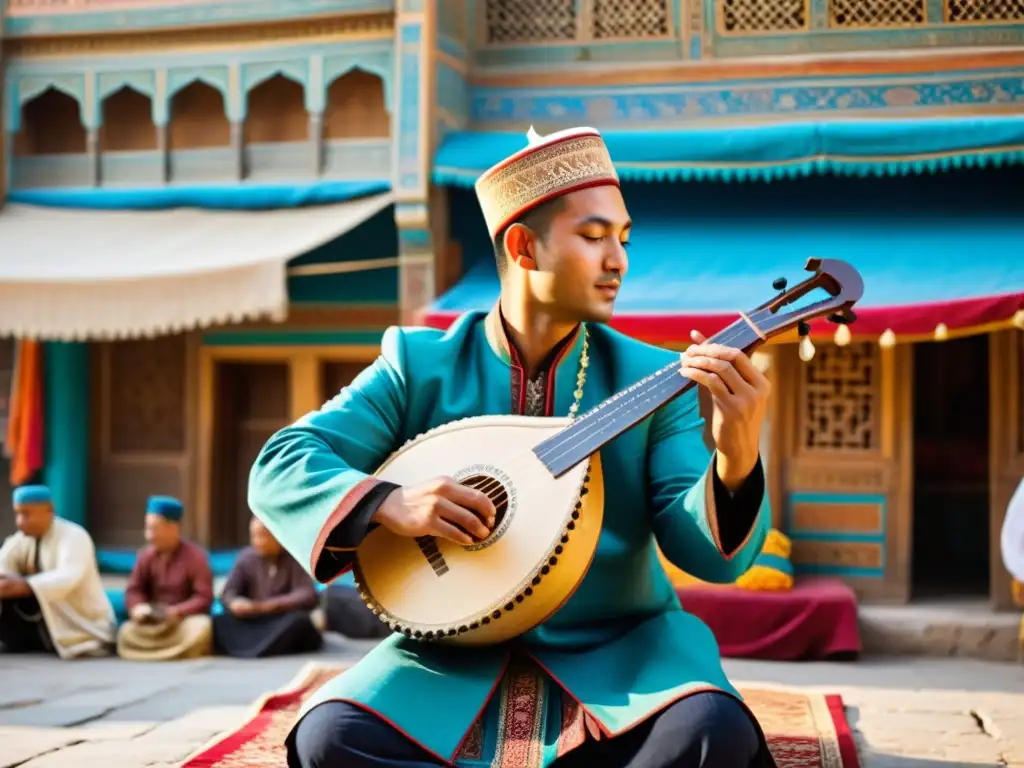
1013, 309, 1024, 331
879, 329, 897, 349
934, 323, 949, 341
797, 321, 815, 362
834, 324, 851, 347
798, 336, 816, 362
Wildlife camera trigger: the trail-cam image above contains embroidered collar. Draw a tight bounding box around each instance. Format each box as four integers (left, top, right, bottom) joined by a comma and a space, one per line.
485, 304, 581, 376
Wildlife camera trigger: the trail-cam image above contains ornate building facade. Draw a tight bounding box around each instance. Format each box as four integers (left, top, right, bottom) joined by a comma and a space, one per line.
0, 0, 1022, 609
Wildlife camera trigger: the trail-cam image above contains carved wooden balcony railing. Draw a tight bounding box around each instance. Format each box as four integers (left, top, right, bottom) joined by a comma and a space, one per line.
480, 0, 675, 44
718, 0, 1023, 35
476, 0, 1024, 58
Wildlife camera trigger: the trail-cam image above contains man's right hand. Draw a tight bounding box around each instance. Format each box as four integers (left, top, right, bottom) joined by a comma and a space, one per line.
372, 478, 496, 546
130, 603, 153, 623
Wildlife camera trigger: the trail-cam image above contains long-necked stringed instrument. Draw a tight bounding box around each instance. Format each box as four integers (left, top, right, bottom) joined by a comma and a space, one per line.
353, 258, 864, 645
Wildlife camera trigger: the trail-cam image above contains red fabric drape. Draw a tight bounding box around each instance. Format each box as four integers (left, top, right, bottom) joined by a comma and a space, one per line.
6, 340, 45, 486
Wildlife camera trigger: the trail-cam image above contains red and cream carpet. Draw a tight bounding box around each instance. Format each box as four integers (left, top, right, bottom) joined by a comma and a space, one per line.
182, 663, 860, 767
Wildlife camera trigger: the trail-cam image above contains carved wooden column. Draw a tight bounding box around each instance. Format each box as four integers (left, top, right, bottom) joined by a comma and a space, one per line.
156, 124, 170, 183
307, 54, 326, 177
82, 71, 100, 187
393, 1, 438, 324
227, 65, 245, 180
989, 329, 1024, 611
309, 112, 324, 176
86, 129, 100, 187
154, 70, 171, 183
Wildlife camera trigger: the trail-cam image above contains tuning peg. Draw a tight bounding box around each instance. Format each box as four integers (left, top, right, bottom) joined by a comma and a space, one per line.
798, 321, 810, 336
828, 309, 858, 325
772, 277, 788, 291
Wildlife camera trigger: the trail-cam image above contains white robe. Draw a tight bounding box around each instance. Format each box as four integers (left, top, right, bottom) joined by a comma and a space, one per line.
1001, 477, 1024, 583
0, 517, 116, 658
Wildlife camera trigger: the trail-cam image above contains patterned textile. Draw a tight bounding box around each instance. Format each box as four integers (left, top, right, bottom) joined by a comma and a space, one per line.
181, 664, 860, 768
473, 126, 619, 238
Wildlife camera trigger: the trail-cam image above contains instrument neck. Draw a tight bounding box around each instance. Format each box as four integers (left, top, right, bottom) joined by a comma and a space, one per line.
531, 318, 763, 478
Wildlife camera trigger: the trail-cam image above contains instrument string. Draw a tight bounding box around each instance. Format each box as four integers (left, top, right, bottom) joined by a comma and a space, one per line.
533, 310, 764, 463
453, 312, 765, 519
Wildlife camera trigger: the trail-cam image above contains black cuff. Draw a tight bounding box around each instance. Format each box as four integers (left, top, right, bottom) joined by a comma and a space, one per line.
712, 458, 766, 556
324, 480, 401, 550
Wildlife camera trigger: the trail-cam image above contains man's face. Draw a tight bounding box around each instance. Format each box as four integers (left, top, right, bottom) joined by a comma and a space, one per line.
521, 185, 631, 324
14, 502, 53, 538
144, 513, 179, 552
249, 517, 281, 558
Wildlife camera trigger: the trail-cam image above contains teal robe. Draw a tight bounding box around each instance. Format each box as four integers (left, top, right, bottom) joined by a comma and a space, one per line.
248, 308, 771, 766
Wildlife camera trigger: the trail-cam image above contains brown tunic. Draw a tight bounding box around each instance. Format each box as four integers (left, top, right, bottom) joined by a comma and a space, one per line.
221, 547, 318, 612
124, 540, 214, 617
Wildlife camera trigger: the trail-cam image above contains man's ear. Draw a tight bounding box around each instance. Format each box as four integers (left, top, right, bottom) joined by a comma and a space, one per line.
503, 223, 538, 272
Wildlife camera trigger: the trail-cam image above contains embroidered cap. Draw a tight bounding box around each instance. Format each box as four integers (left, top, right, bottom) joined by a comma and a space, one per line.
474, 125, 620, 239
147, 495, 184, 522
13, 484, 52, 508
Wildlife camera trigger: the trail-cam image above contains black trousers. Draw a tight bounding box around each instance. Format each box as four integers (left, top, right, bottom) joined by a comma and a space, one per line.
0, 596, 54, 654
289, 690, 769, 768
213, 611, 323, 659
324, 585, 391, 639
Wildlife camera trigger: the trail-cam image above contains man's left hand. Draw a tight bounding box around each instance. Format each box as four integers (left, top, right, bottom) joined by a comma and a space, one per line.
680, 331, 770, 492
0, 576, 32, 600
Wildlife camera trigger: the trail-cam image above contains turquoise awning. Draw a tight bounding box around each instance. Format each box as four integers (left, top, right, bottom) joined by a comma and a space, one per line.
433, 115, 1024, 185
427, 174, 1024, 342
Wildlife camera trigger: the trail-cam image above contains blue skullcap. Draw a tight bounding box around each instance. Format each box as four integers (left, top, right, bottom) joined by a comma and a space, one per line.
147, 495, 184, 522
13, 485, 52, 508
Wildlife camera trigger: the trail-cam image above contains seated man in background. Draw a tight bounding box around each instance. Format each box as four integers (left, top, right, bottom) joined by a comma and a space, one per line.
0, 485, 115, 658
213, 517, 322, 658
1001, 477, 1024, 654
117, 496, 214, 661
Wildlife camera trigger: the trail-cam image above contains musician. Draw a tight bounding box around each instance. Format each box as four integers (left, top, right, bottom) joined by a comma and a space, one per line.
250, 126, 775, 767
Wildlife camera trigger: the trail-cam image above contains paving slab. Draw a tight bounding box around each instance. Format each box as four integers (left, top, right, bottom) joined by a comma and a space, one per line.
2, 645, 1023, 767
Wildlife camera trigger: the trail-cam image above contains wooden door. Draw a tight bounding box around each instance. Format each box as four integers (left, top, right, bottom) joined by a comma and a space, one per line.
776, 341, 911, 602
210, 362, 290, 549
89, 335, 191, 547
990, 330, 1024, 611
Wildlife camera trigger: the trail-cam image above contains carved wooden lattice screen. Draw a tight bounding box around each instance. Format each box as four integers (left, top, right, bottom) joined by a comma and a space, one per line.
718, 0, 807, 33
482, 0, 671, 42
801, 343, 879, 452
828, 0, 925, 26
90, 336, 189, 548
946, 0, 1024, 21
592, 0, 671, 37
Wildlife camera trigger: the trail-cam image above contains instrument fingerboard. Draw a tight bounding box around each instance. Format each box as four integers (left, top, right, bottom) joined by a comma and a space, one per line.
533, 318, 759, 478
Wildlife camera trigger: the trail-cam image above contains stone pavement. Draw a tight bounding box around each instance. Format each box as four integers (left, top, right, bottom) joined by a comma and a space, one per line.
2, 636, 1023, 767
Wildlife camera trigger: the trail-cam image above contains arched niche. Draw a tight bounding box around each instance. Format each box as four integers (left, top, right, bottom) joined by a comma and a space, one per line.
169, 80, 230, 149
13, 87, 87, 156
244, 74, 308, 144
324, 69, 390, 140
100, 86, 157, 152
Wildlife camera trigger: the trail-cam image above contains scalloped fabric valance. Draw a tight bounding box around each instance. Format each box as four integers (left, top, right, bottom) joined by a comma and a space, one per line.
432, 115, 1024, 185
0, 192, 393, 341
